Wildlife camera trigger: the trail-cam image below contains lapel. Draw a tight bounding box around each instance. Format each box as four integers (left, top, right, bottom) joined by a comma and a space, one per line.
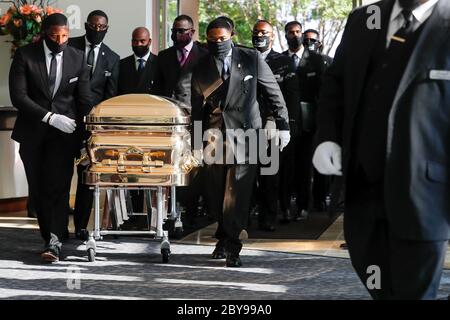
137, 53, 154, 87
92, 43, 105, 80
391, 0, 450, 109
224, 47, 243, 109
196, 54, 221, 98
182, 42, 198, 71
349, 0, 394, 115
169, 46, 181, 77
37, 42, 51, 99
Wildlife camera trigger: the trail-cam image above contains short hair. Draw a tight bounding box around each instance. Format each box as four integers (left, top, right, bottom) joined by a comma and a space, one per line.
87, 10, 109, 23
217, 16, 235, 29
42, 13, 68, 32
284, 21, 303, 33
254, 20, 273, 28
206, 18, 233, 34
304, 29, 320, 36
174, 14, 194, 28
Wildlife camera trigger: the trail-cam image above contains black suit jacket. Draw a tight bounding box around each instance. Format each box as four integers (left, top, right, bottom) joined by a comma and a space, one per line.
283, 48, 331, 104
10, 41, 92, 146
263, 49, 301, 136
68, 36, 119, 106
191, 47, 289, 156
316, 0, 450, 241
118, 53, 158, 94
153, 43, 208, 104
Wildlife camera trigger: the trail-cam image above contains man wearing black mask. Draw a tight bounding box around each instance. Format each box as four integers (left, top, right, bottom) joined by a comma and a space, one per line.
118, 27, 158, 94
282, 21, 331, 222
313, 0, 448, 299
153, 15, 208, 230
68, 10, 120, 241
252, 20, 300, 232
9, 13, 92, 262
303, 29, 333, 65
117, 27, 158, 216
191, 18, 290, 267
152, 15, 207, 104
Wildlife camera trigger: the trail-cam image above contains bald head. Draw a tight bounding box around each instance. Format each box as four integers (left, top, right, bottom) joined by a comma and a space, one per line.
132, 27, 151, 57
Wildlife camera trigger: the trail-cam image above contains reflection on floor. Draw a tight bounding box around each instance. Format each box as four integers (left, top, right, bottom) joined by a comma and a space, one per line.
1, 210, 449, 269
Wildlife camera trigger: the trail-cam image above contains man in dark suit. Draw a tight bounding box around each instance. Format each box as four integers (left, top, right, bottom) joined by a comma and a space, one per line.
9, 13, 92, 262
252, 20, 300, 231
117, 26, 158, 216
152, 14, 208, 104
313, 0, 449, 299
118, 27, 158, 95
303, 29, 333, 65
282, 21, 332, 221
191, 18, 290, 267
69, 10, 120, 240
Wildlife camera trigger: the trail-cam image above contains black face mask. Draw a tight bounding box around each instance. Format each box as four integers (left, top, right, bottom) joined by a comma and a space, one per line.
132, 45, 150, 58
44, 35, 67, 54
252, 36, 271, 52
171, 32, 193, 49
208, 39, 233, 59
85, 23, 107, 45
287, 36, 303, 51
398, 0, 422, 10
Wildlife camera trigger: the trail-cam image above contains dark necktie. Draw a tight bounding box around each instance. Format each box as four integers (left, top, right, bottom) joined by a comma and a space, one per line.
220, 58, 229, 81
292, 54, 300, 69
389, 9, 414, 50
137, 58, 145, 72
87, 44, 95, 77
48, 52, 57, 97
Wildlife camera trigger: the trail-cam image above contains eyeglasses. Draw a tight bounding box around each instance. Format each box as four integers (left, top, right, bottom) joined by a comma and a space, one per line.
304, 38, 319, 44
252, 30, 271, 36
171, 28, 192, 34
86, 22, 109, 31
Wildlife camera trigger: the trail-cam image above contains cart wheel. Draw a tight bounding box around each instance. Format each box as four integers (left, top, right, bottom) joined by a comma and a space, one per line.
161, 248, 170, 263
88, 248, 96, 262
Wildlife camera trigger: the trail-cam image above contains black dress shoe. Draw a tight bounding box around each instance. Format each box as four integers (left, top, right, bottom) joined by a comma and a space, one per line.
41, 246, 60, 263
211, 246, 226, 260
75, 229, 89, 241
226, 254, 242, 267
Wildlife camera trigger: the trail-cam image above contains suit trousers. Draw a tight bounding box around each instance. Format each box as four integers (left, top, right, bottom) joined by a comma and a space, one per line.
73, 163, 93, 231
20, 128, 78, 244
345, 173, 448, 300
204, 164, 258, 254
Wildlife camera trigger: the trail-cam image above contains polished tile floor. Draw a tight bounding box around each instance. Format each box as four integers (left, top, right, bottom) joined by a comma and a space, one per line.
1, 210, 449, 269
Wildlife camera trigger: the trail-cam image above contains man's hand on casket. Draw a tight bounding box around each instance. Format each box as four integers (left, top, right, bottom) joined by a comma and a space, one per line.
48, 114, 77, 134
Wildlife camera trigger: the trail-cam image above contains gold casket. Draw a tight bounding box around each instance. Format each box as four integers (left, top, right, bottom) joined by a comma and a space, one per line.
83, 94, 198, 187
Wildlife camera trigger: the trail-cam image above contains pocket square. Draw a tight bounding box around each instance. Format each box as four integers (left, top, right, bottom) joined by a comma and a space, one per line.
307, 72, 317, 77
429, 70, 450, 81
104, 71, 112, 77
69, 77, 78, 84
243, 75, 254, 82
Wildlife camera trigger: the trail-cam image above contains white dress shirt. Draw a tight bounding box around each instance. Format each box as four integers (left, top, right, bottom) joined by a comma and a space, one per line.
85, 36, 101, 72
386, 0, 439, 47
134, 50, 151, 71
176, 40, 194, 63
288, 45, 305, 68
42, 41, 63, 122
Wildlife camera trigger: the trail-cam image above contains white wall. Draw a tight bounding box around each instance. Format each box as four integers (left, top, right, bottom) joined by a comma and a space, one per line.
0, 0, 154, 107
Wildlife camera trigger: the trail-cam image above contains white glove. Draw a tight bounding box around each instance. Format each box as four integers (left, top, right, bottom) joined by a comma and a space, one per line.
312, 141, 343, 176
49, 114, 76, 134
276, 130, 291, 152
264, 120, 277, 140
